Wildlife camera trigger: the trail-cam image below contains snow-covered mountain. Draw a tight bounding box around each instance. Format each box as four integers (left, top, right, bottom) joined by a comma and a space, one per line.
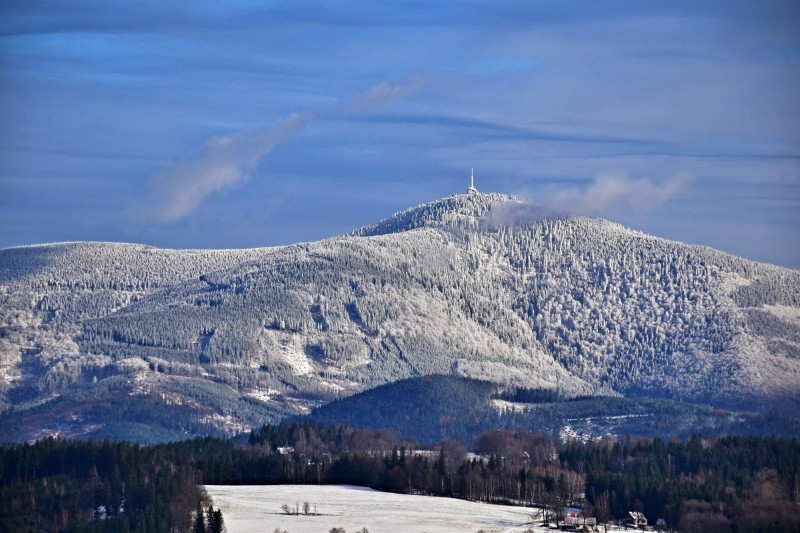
1, 193, 799, 441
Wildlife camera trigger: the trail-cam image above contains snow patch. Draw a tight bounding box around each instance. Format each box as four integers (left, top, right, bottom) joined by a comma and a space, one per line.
718, 271, 752, 295
281, 335, 313, 376
491, 398, 529, 413
560, 414, 652, 443
245, 388, 281, 403
760, 304, 800, 324
317, 380, 345, 392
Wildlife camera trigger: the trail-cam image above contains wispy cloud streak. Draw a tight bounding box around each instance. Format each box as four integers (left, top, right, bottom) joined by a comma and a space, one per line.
543, 171, 694, 217
147, 113, 312, 222
147, 78, 428, 222
331, 77, 429, 117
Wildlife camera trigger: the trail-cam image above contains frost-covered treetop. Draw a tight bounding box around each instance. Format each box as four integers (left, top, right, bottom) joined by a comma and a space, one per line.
354, 192, 521, 237
0, 240, 281, 289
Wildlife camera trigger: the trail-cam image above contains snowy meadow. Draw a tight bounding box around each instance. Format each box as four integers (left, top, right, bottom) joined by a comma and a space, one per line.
206, 484, 545, 533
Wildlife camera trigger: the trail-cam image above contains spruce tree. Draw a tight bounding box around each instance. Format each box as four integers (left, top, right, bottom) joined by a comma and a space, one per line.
193, 501, 206, 533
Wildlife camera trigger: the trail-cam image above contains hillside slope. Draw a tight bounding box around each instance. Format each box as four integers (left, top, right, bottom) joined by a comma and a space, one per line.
1, 193, 799, 441
298, 375, 799, 444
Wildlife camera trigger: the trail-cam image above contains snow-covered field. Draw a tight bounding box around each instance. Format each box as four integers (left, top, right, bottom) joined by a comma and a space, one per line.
206, 484, 546, 533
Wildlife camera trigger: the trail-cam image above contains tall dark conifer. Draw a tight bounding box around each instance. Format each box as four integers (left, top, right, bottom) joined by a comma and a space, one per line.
193, 501, 206, 533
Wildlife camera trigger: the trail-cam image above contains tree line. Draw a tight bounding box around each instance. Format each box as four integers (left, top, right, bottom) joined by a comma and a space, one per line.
3, 422, 799, 532
0, 438, 222, 533
245, 423, 800, 531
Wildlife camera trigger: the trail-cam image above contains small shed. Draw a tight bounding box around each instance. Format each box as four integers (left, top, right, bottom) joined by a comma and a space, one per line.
627, 511, 647, 529
563, 508, 597, 530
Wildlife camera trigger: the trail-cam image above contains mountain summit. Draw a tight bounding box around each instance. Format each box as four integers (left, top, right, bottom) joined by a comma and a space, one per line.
1, 192, 799, 441
354, 192, 519, 236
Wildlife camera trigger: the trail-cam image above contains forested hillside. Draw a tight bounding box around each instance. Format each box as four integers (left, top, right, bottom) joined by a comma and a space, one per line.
1, 193, 799, 441
301, 375, 800, 445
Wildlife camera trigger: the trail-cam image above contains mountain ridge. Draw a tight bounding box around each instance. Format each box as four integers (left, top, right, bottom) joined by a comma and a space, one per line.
1, 192, 799, 442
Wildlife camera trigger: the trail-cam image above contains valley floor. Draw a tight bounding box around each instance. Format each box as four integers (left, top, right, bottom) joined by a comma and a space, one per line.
206, 484, 547, 533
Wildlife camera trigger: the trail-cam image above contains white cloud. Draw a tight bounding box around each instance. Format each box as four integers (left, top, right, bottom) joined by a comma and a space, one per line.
148, 112, 312, 223
332, 76, 429, 116
544, 171, 694, 217
146, 78, 428, 222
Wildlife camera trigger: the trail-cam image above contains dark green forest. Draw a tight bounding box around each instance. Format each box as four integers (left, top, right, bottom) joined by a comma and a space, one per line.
3, 423, 799, 532
0, 439, 223, 533
300, 376, 800, 444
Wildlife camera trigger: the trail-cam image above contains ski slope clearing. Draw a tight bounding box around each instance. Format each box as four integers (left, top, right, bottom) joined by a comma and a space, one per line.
206, 484, 545, 533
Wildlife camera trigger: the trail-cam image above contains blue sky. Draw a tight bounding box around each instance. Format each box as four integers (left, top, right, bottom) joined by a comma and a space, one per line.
1, 1, 799, 267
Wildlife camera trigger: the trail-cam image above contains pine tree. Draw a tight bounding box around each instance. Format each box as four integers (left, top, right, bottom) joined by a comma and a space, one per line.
193, 501, 207, 533
207, 505, 224, 533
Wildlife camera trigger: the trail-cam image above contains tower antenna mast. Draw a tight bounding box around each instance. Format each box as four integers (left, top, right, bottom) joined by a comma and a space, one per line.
467, 168, 478, 195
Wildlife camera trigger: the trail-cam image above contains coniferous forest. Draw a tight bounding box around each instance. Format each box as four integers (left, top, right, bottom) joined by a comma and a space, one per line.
0, 196, 799, 532
2, 423, 799, 532
0, 438, 224, 533
3, 194, 800, 444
